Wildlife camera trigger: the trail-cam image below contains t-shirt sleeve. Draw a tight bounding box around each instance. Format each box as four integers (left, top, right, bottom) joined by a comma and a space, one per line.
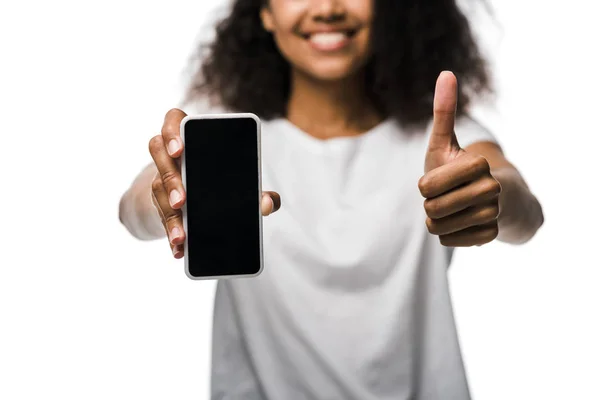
453, 114, 498, 148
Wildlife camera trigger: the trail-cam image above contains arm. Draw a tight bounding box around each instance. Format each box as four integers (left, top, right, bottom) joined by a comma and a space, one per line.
119, 162, 166, 240
464, 141, 544, 244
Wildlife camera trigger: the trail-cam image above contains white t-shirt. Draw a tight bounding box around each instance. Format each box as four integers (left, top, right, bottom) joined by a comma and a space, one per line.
207, 115, 497, 400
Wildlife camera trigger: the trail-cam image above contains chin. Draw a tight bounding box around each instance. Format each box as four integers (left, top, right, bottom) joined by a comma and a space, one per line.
301, 61, 364, 82
311, 70, 355, 82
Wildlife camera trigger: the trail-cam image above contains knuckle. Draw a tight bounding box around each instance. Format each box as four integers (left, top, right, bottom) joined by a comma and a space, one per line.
475, 155, 491, 172
492, 179, 502, 195
418, 175, 430, 196
160, 169, 180, 187
424, 199, 445, 219
151, 178, 163, 193
164, 211, 181, 224
423, 199, 439, 218
482, 178, 501, 197
425, 217, 438, 234
479, 204, 499, 222
161, 121, 179, 139
148, 135, 164, 154
163, 109, 185, 135
468, 154, 490, 174
165, 108, 182, 119
483, 223, 499, 242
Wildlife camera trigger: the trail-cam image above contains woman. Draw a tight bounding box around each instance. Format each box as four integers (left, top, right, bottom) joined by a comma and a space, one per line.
119, 0, 544, 398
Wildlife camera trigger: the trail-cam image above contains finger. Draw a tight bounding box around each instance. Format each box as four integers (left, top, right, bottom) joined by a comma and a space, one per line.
150, 189, 167, 229
162, 108, 187, 158
150, 189, 184, 258
426, 201, 499, 236
439, 221, 499, 247
151, 174, 186, 248
429, 71, 460, 153
149, 135, 186, 209
418, 153, 490, 198
423, 175, 501, 219
261, 191, 281, 216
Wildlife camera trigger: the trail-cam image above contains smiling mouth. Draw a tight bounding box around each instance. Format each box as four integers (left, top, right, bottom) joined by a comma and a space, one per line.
300, 29, 358, 50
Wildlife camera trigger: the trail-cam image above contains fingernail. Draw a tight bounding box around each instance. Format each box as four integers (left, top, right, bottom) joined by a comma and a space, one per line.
170, 227, 181, 243
170, 190, 182, 206
168, 139, 179, 156
172, 245, 179, 257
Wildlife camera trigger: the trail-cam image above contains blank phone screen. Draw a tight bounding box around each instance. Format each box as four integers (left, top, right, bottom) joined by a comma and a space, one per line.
182, 116, 261, 278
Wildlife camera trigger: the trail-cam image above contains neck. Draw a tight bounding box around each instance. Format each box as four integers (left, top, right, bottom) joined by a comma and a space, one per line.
285, 69, 384, 140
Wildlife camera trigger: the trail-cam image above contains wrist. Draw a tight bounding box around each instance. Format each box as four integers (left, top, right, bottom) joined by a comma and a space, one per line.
492, 167, 541, 244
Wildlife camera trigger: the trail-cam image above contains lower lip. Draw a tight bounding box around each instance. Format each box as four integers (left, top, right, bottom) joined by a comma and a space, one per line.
306, 35, 352, 52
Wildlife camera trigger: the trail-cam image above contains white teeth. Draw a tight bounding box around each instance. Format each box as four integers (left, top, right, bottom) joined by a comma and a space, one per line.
309, 32, 347, 47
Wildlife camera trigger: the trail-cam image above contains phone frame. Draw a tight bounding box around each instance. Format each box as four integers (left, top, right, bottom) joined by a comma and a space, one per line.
179, 113, 263, 280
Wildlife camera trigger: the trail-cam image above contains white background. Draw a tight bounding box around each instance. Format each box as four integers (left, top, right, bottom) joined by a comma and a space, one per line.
0, 1, 598, 399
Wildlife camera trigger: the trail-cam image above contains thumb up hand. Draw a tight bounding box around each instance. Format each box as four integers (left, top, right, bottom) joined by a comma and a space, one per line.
418, 71, 501, 247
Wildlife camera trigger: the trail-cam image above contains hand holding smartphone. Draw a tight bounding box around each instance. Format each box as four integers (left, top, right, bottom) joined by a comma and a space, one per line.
180, 113, 266, 280
149, 111, 279, 279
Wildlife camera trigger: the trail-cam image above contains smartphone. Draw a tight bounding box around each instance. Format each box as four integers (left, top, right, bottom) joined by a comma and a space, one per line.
180, 113, 263, 280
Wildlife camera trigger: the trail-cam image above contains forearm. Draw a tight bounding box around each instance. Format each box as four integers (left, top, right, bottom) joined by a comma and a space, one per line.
492, 166, 544, 244
119, 163, 166, 240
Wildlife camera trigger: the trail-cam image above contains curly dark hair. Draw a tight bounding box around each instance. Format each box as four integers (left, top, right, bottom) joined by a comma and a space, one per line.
183, 0, 493, 128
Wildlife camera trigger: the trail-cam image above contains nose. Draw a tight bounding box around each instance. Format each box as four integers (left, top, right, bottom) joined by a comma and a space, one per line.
309, 0, 346, 23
